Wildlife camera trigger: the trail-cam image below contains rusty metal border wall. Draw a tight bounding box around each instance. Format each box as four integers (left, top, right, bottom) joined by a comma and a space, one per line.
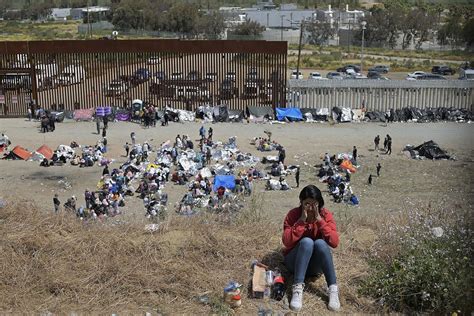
0, 40, 288, 117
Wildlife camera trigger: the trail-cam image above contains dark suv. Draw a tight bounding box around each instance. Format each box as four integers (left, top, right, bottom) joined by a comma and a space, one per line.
432, 65, 455, 75
336, 64, 361, 73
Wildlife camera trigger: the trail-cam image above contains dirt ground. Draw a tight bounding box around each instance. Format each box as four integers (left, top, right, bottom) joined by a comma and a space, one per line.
0, 118, 473, 225
1, 118, 473, 314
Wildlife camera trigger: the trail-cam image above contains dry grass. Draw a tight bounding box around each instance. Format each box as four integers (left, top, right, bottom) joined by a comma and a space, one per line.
0, 196, 378, 314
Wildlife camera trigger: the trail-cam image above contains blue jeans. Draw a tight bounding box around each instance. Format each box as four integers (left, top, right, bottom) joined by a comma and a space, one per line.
284, 237, 337, 286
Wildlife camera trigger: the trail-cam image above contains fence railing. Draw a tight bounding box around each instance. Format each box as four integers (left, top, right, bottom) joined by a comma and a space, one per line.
288, 79, 474, 111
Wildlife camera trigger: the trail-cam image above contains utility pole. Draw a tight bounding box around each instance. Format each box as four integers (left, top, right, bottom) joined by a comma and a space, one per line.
361, 21, 367, 73
87, 0, 91, 39
280, 15, 285, 41
296, 20, 304, 80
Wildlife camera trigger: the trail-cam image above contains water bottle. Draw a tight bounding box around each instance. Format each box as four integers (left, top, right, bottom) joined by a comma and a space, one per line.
272, 274, 285, 301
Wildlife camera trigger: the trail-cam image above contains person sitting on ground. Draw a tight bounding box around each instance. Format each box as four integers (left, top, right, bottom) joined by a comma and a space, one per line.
282, 185, 340, 312
40, 158, 50, 167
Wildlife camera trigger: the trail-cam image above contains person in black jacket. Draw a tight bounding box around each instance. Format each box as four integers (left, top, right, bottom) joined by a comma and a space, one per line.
53, 194, 60, 213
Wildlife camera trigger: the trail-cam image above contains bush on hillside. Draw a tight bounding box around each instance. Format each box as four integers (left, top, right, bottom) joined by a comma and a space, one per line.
360, 206, 473, 314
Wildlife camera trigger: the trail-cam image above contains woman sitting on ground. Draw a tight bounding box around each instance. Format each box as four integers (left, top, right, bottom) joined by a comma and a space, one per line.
282, 184, 341, 312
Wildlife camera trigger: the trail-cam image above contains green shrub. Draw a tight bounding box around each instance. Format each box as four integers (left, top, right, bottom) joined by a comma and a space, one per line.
360, 207, 473, 314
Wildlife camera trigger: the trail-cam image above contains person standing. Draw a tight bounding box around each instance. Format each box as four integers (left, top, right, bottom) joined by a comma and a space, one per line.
27, 107, 32, 121
131, 131, 136, 145
368, 174, 373, 185
295, 166, 300, 188
352, 146, 357, 163
278, 147, 286, 164
374, 135, 380, 151
102, 127, 106, 138
103, 165, 110, 176
376, 163, 381, 177
383, 136, 388, 151
386, 136, 392, 155
124, 142, 130, 157
102, 137, 108, 153
199, 125, 206, 140
103, 115, 108, 129
282, 185, 340, 312
96, 117, 101, 134
53, 194, 61, 213
208, 127, 213, 141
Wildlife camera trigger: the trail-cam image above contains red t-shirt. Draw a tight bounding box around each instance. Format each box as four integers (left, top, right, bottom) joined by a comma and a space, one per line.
282, 206, 339, 256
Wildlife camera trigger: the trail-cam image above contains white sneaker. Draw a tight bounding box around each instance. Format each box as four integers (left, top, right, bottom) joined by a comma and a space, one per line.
328, 284, 341, 311
290, 283, 304, 312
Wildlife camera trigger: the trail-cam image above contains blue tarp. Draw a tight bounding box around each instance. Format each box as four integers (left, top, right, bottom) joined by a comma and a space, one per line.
213, 175, 236, 192
96, 107, 112, 117
276, 108, 303, 121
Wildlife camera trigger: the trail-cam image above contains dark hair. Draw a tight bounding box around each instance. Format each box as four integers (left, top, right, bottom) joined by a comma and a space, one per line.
299, 184, 324, 210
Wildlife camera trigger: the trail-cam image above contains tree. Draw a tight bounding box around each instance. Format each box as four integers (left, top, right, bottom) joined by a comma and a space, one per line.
462, 18, 474, 48
163, 3, 200, 38
305, 18, 335, 45
111, 0, 145, 30
196, 10, 225, 39
231, 19, 265, 36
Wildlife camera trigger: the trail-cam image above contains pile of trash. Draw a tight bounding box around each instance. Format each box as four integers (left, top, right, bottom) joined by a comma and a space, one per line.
366, 107, 473, 123
403, 140, 453, 160
317, 152, 359, 205
174, 136, 262, 215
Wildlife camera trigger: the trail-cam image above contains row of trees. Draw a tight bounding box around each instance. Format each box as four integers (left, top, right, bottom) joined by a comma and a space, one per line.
358, 0, 473, 50
109, 0, 269, 39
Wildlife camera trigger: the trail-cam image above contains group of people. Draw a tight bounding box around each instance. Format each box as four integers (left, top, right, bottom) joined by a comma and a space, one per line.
39, 111, 56, 133
374, 134, 392, 155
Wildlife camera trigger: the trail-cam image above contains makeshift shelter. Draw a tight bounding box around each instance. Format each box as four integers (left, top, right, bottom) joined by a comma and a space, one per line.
115, 110, 131, 121
276, 108, 303, 121
213, 175, 236, 192
340, 108, 352, 122
228, 109, 244, 122
73, 108, 94, 121
51, 111, 65, 122
36, 145, 53, 160
213, 105, 229, 122
3, 146, 32, 160
340, 160, 356, 173
408, 141, 451, 160
247, 106, 274, 120
96, 107, 112, 117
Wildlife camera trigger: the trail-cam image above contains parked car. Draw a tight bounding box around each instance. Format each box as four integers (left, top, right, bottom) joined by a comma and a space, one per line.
346, 72, 368, 79
368, 71, 389, 80
147, 56, 161, 65
133, 68, 150, 83
154, 71, 167, 81
326, 72, 344, 80
368, 65, 389, 73
308, 72, 327, 79
225, 71, 236, 81
459, 68, 474, 80
432, 65, 455, 75
417, 74, 446, 80
105, 79, 129, 96
247, 67, 259, 80
1, 73, 31, 90
406, 71, 426, 80
205, 72, 218, 82
171, 72, 183, 80
290, 70, 303, 79
176, 86, 210, 101
55, 65, 85, 86
220, 79, 238, 99
336, 64, 361, 73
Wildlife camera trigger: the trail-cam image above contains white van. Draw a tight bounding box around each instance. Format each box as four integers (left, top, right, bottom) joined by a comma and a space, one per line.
36, 63, 58, 90
55, 65, 85, 86
459, 68, 474, 80
176, 86, 210, 101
